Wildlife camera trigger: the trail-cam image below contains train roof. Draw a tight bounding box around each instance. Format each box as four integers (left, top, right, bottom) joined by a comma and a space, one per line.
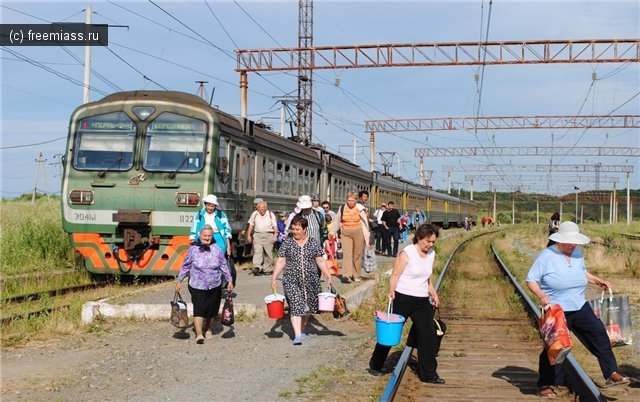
95, 90, 209, 107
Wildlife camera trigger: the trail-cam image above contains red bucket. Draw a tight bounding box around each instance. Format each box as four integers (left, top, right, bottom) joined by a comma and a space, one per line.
264, 294, 285, 319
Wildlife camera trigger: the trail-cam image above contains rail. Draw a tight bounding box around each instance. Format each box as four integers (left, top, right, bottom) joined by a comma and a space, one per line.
378, 231, 483, 401
491, 244, 606, 402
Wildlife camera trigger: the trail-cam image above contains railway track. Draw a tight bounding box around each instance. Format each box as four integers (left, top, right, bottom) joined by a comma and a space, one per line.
380, 232, 633, 401
1, 278, 171, 326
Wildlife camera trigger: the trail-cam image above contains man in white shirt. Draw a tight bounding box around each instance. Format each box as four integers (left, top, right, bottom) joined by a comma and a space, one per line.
246, 200, 278, 276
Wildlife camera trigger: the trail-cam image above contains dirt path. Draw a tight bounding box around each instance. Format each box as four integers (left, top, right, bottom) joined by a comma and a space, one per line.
1, 313, 379, 402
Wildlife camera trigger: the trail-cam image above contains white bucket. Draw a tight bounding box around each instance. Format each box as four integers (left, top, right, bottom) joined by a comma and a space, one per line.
318, 292, 336, 312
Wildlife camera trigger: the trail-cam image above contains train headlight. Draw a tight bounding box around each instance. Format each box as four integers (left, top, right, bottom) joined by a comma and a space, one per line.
176, 192, 200, 207
132, 106, 155, 120
69, 190, 94, 204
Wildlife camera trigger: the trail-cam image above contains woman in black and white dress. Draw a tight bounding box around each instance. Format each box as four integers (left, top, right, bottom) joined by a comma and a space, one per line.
271, 215, 333, 345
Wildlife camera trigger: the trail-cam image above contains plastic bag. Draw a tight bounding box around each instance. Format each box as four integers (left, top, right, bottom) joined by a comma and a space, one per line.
170, 292, 189, 328
538, 304, 572, 365
588, 288, 633, 346
363, 247, 377, 273
220, 294, 234, 326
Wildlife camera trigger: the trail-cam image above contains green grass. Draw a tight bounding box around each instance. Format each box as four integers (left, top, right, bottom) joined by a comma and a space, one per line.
0, 196, 89, 298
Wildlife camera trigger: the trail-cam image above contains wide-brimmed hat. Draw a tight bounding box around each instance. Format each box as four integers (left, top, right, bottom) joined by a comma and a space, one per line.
202, 194, 218, 205
548, 221, 590, 245
296, 195, 312, 209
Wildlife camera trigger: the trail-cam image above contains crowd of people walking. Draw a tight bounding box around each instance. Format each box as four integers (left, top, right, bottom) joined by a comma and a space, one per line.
173, 193, 631, 396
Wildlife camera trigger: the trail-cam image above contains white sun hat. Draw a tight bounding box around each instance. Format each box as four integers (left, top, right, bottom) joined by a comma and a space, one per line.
548, 221, 590, 245
296, 195, 312, 209
202, 194, 218, 205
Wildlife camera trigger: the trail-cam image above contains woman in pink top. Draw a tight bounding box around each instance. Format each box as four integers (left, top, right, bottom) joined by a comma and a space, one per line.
331, 191, 370, 283
367, 223, 444, 385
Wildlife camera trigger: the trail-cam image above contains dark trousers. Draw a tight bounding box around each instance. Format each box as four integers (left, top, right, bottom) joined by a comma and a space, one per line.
369, 292, 438, 381
384, 227, 400, 256
537, 302, 619, 386
375, 226, 385, 252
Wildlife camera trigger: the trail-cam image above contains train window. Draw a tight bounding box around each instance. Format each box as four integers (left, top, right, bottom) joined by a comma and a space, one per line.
290, 165, 297, 195
258, 157, 266, 192
309, 171, 316, 196
142, 113, 206, 172
248, 154, 256, 191
275, 161, 283, 193
267, 159, 275, 193
73, 112, 135, 170
217, 136, 229, 180
283, 164, 290, 195
303, 170, 310, 195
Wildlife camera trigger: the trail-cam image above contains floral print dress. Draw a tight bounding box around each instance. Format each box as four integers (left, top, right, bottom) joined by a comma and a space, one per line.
278, 236, 324, 316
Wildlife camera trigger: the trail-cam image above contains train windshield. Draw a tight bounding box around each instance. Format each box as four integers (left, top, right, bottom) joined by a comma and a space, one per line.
143, 112, 207, 172
73, 112, 135, 171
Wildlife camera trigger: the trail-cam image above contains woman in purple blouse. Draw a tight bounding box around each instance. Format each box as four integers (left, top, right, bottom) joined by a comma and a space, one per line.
176, 225, 234, 344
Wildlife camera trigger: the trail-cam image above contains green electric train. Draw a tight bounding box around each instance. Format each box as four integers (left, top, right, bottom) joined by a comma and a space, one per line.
61, 90, 477, 275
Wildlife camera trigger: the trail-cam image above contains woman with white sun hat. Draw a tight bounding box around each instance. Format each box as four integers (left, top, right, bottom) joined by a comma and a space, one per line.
526, 221, 629, 398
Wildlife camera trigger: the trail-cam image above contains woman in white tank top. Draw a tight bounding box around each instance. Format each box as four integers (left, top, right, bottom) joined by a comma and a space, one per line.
368, 223, 445, 385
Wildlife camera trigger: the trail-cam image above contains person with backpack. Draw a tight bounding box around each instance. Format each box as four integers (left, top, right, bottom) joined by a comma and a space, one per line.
331, 191, 370, 283
287, 195, 329, 252
246, 200, 279, 276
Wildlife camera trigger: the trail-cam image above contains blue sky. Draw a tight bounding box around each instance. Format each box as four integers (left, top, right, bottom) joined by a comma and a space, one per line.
1, 0, 638, 199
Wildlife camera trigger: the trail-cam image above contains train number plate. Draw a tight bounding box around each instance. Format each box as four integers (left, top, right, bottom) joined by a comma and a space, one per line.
112, 210, 150, 223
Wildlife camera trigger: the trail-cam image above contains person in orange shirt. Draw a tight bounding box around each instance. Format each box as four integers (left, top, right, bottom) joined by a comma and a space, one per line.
331, 191, 370, 283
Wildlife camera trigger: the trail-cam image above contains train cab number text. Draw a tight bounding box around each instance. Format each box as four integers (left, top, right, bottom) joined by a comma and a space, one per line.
180, 215, 194, 223
74, 213, 97, 221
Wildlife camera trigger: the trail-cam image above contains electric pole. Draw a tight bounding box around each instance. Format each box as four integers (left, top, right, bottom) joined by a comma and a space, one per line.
32, 152, 50, 203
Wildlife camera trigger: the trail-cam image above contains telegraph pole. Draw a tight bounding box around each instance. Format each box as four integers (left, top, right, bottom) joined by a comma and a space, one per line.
32, 152, 50, 203
82, 6, 93, 103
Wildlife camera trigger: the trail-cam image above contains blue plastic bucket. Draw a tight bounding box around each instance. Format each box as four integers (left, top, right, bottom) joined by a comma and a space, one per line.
375, 302, 405, 346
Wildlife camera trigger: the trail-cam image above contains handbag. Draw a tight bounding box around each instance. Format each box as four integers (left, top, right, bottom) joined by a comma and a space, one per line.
433, 307, 446, 353
405, 307, 446, 355
362, 247, 377, 273
588, 288, 633, 346
170, 291, 189, 328
538, 304, 573, 365
331, 285, 350, 318
220, 293, 234, 326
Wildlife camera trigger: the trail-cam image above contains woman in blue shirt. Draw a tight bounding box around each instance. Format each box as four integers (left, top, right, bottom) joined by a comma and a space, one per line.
189, 194, 232, 257
526, 221, 629, 397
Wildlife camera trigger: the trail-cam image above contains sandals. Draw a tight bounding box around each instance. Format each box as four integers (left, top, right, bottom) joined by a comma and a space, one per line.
604, 372, 630, 388
537, 386, 556, 399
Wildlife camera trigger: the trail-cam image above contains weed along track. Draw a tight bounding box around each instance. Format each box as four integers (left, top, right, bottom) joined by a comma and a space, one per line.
1, 277, 170, 326
385, 232, 627, 402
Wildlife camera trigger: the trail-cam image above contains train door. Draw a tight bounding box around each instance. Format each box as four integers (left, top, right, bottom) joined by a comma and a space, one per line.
234, 147, 249, 196
215, 136, 230, 208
